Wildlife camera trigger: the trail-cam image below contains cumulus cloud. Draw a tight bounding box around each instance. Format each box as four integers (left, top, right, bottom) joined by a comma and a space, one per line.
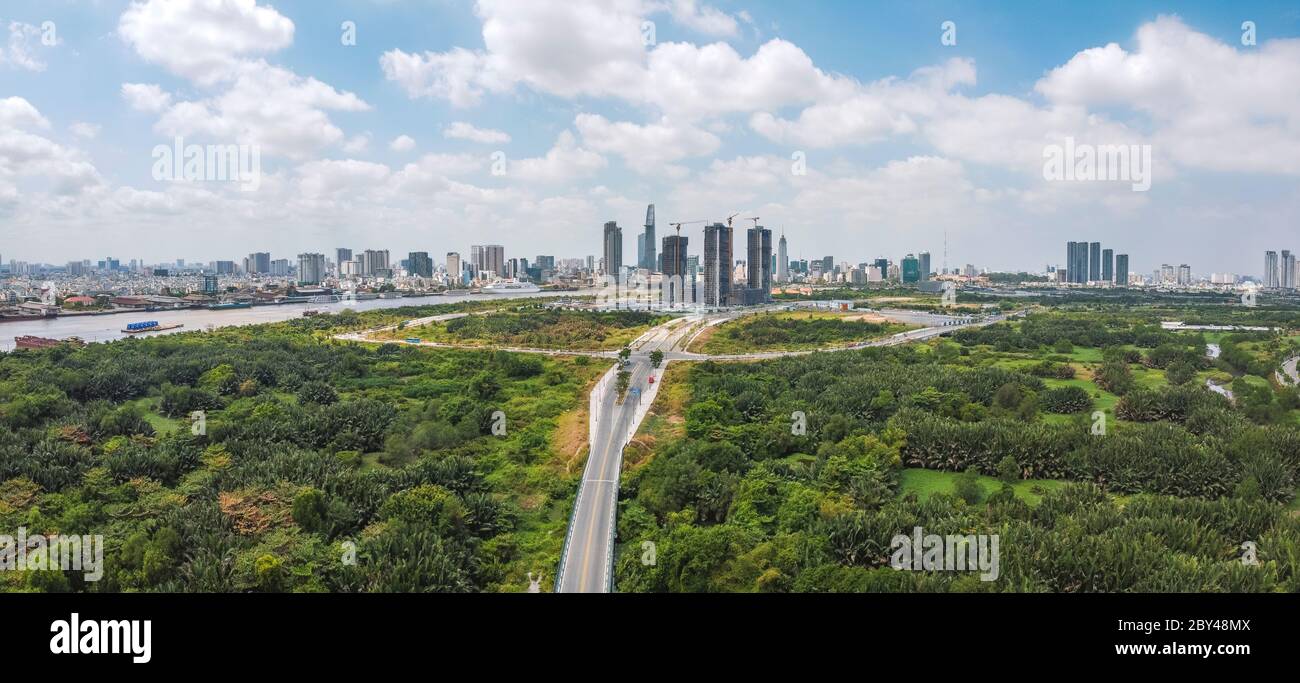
118, 0, 295, 85
575, 113, 719, 173
3, 20, 52, 72
509, 130, 606, 183
390, 135, 416, 152
118, 0, 368, 158
121, 83, 174, 113
443, 121, 511, 144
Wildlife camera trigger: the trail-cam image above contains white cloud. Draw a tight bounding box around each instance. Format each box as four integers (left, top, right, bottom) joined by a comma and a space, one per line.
389, 135, 416, 152
443, 121, 511, 144
296, 159, 391, 198
0, 96, 51, 130
3, 21, 51, 72
150, 61, 370, 158
118, 0, 295, 85
574, 113, 719, 173
69, 122, 101, 139
121, 83, 174, 113
341, 133, 372, 154
509, 130, 606, 183
1034, 16, 1300, 174
657, 0, 741, 37
0, 98, 102, 199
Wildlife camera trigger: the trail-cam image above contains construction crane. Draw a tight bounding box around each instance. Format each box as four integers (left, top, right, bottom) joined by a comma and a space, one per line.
726, 213, 740, 228
669, 220, 706, 234
744, 216, 760, 229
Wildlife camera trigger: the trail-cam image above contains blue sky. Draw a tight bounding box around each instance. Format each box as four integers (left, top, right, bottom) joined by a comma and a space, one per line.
2, 0, 1299, 277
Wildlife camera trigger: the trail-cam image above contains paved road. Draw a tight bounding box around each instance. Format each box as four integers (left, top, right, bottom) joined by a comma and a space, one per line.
1278, 355, 1299, 385
555, 314, 721, 593
337, 304, 1018, 593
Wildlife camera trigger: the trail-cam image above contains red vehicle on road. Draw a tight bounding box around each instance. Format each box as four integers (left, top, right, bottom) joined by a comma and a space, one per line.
648, 376, 656, 384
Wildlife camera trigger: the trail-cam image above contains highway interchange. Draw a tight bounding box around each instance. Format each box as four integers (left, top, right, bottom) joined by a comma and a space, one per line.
337, 303, 1016, 593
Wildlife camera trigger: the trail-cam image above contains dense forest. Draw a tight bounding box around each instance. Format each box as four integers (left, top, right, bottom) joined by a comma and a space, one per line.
616, 312, 1300, 592
0, 311, 602, 592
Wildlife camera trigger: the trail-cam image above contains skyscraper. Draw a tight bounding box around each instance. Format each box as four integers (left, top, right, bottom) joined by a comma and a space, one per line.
336, 248, 352, 275
661, 232, 689, 305
774, 234, 785, 282
918, 252, 931, 281
746, 225, 772, 302
1265, 250, 1280, 288
469, 245, 504, 278
1115, 254, 1129, 287
1089, 242, 1101, 281
1066, 241, 1089, 284
703, 222, 733, 306
361, 249, 390, 277
408, 251, 433, 278
1282, 250, 1296, 290
641, 204, 656, 271
244, 252, 271, 274
446, 252, 462, 287
602, 222, 622, 278
1177, 264, 1191, 286
901, 254, 921, 283
1101, 248, 1114, 283
297, 253, 325, 285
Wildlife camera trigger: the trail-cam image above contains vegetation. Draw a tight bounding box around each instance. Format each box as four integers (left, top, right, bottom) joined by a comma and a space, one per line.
381, 306, 668, 351
693, 311, 914, 354
615, 308, 1300, 593
0, 314, 603, 592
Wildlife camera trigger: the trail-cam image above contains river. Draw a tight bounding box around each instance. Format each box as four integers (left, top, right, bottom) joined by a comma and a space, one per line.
0, 291, 564, 351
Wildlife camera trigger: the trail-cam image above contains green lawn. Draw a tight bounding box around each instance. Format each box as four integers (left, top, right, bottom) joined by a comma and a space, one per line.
898, 467, 1068, 506
128, 397, 184, 434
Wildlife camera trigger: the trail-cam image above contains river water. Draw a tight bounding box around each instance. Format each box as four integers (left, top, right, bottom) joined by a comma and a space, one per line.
0, 291, 562, 351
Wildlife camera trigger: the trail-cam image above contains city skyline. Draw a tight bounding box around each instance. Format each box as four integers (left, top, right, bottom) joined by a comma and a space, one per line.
2, 1, 1298, 274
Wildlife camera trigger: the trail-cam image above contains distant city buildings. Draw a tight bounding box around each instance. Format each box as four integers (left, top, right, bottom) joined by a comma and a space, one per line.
602, 222, 622, 278
297, 253, 325, 285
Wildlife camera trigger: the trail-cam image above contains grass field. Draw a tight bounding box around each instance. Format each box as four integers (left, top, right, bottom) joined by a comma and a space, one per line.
899, 468, 1068, 506
127, 397, 184, 434
692, 310, 916, 354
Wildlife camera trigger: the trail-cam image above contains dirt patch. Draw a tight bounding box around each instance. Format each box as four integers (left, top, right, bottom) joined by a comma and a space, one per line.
686, 324, 721, 353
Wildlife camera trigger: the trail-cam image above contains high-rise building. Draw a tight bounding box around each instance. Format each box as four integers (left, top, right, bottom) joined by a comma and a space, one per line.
1088, 242, 1101, 281
270, 259, 290, 277
408, 251, 433, 278
1177, 264, 1191, 286
703, 222, 733, 306
335, 248, 352, 275
639, 204, 657, 271
874, 258, 889, 280
918, 252, 931, 281
446, 252, 462, 287
201, 275, 219, 295
745, 226, 772, 302
661, 233, 689, 305
1115, 254, 1129, 287
469, 244, 504, 278
1282, 250, 1296, 290
1101, 248, 1114, 283
215, 260, 236, 275
297, 253, 325, 285
244, 252, 270, 274
1066, 241, 1090, 284
776, 233, 788, 283
901, 254, 921, 283
1265, 250, 1280, 288
602, 222, 623, 277
359, 250, 390, 277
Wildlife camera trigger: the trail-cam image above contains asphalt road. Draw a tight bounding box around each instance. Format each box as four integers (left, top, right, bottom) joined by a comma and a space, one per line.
337, 304, 1017, 593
